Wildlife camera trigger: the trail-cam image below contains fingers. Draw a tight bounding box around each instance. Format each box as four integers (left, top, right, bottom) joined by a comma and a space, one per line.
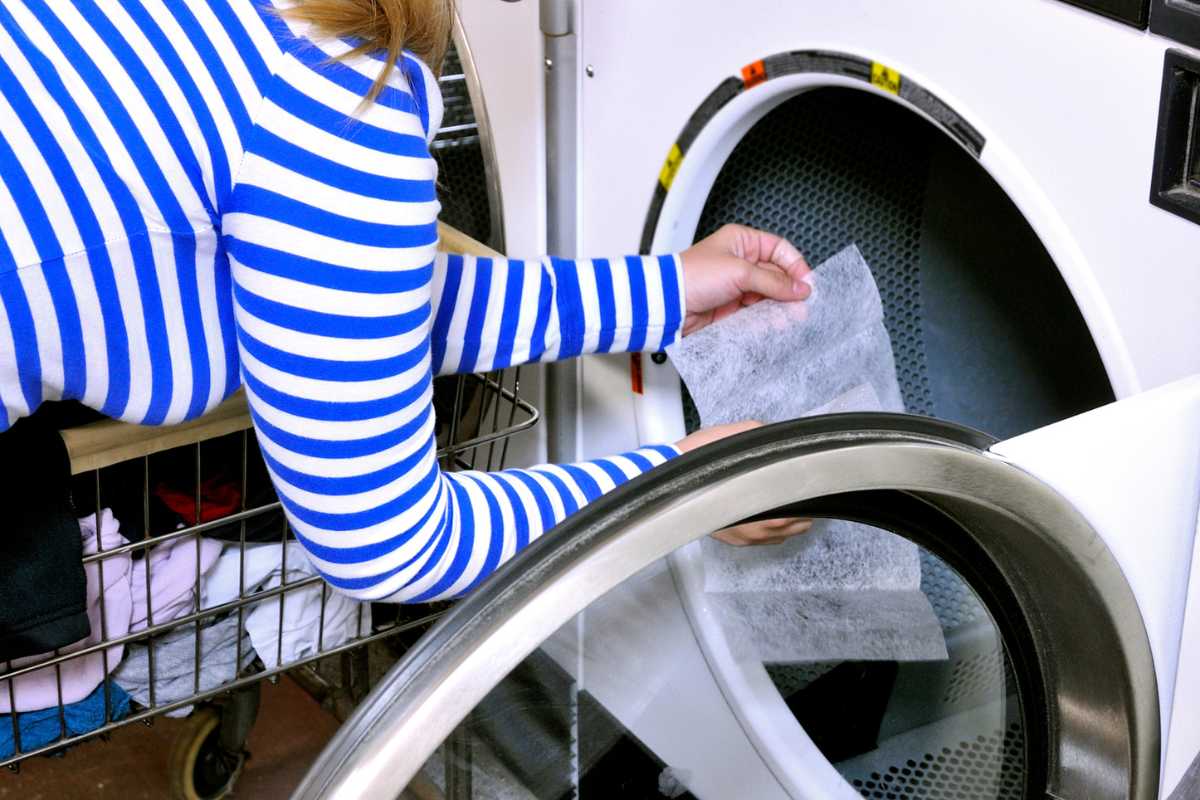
711, 297, 746, 324
741, 292, 764, 307
736, 259, 812, 302
712, 518, 815, 546
675, 419, 763, 453
765, 234, 811, 284
681, 226, 810, 338
718, 224, 811, 285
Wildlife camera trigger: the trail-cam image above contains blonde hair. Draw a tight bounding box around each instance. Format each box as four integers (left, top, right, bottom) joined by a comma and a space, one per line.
286, 0, 454, 104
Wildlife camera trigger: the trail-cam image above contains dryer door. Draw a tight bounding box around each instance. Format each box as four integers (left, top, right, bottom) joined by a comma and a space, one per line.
293, 378, 1200, 800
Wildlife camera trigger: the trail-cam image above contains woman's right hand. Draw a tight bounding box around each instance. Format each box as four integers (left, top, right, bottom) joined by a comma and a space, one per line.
676, 421, 814, 546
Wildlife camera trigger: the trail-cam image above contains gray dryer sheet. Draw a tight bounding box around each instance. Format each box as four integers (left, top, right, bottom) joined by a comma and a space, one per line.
666, 244, 946, 663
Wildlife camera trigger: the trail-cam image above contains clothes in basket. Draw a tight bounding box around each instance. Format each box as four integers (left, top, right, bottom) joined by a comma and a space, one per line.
112, 615, 254, 716
0, 417, 89, 661
1, 510, 220, 713
200, 541, 364, 668
1, 510, 131, 714
113, 541, 364, 710
0, 681, 131, 758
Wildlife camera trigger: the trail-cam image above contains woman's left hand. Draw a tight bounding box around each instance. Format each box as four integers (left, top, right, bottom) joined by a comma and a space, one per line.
676, 421, 814, 546
680, 224, 811, 336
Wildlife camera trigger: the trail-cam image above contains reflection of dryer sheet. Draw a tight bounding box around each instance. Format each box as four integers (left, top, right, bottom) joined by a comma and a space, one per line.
666, 244, 947, 663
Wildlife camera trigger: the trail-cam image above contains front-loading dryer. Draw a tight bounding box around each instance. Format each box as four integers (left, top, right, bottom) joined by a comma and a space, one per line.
346, 2, 1200, 798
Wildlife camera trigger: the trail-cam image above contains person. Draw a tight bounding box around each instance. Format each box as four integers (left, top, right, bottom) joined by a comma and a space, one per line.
0, 0, 812, 603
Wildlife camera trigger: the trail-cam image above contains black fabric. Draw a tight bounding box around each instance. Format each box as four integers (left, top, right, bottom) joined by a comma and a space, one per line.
0, 413, 90, 661
785, 660, 899, 762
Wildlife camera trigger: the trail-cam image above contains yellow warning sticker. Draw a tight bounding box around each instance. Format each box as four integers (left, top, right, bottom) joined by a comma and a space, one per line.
870, 61, 901, 95
658, 143, 683, 191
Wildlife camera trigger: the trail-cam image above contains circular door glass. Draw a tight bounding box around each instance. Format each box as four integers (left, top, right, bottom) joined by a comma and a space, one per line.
405, 521, 1027, 800
750, 530, 1027, 800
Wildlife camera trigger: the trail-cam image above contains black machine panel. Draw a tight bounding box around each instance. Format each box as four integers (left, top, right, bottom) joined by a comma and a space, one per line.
1150, 49, 1200, 225
1057, 0, 1150, 27
1150, 0, 1200, 48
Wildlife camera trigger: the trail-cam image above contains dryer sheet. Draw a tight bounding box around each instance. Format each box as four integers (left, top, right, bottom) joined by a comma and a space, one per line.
666, 244, 947, 663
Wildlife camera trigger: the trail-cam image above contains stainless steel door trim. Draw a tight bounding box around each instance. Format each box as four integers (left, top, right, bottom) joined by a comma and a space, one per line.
449, 13, 505, 253
293, 415, 1158, 800
1167, 749, 1200, 800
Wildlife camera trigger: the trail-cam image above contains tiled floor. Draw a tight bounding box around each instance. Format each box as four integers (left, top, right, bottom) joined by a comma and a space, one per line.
0, 676, 340, 800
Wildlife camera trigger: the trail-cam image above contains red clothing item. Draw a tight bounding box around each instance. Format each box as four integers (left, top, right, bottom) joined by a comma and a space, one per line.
156, 477, 242, 525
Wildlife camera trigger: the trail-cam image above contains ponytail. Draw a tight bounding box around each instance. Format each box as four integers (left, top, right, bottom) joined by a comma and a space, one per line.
285, 0, 453, 105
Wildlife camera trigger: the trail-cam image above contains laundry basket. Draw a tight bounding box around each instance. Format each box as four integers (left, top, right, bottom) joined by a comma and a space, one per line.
0, 224, 538, 799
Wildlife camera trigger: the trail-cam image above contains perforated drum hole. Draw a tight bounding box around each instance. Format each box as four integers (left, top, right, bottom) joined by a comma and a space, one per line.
433, 43, 494, 248
846, 723, 1025, 800
920, 549, 987, 631
941, 647, 1007, 706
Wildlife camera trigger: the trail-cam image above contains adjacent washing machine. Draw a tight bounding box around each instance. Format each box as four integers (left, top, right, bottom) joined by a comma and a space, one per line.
297, 3, 1200, 799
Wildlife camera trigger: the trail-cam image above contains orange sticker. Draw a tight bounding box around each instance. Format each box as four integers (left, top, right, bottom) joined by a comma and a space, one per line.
630, 353, 644, 395
741, 60, 767, 89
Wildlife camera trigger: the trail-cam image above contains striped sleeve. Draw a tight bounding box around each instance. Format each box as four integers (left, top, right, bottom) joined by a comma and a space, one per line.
400, 54, 688, 376
429, 252, 686, 376
362, 445, 680, 602
221, 25, 679, 602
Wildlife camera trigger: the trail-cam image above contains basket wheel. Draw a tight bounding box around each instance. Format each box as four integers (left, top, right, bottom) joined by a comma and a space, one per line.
168, 706, 247, 800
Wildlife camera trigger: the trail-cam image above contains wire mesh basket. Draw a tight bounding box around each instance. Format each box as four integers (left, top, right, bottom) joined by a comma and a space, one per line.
0, 361, 537, 792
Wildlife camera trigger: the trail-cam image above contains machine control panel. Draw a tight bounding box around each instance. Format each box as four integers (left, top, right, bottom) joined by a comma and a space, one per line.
1058, 0, 1150, 27
1151, 0, 1200, 48
1150, 50, 1200, 225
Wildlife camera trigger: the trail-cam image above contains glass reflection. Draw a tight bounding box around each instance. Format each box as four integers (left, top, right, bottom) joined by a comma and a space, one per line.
406, 524, 1025, 800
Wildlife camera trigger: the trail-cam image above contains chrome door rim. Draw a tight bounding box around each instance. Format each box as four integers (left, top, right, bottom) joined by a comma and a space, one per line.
293, 414, 1158, 800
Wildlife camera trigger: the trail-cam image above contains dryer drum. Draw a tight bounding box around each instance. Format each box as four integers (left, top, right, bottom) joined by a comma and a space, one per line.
686, 87, 1114, 439
432, 37, 503, 252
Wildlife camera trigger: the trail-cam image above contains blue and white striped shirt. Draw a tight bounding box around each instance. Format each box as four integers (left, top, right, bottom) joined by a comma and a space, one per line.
0, 1, 685, 601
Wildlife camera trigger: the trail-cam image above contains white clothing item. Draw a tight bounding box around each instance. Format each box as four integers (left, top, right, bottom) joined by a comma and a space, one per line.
199, 541, 296, 611
245, 563, 365, 669
129, 535, 224, 633
200, 542, 364, 668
